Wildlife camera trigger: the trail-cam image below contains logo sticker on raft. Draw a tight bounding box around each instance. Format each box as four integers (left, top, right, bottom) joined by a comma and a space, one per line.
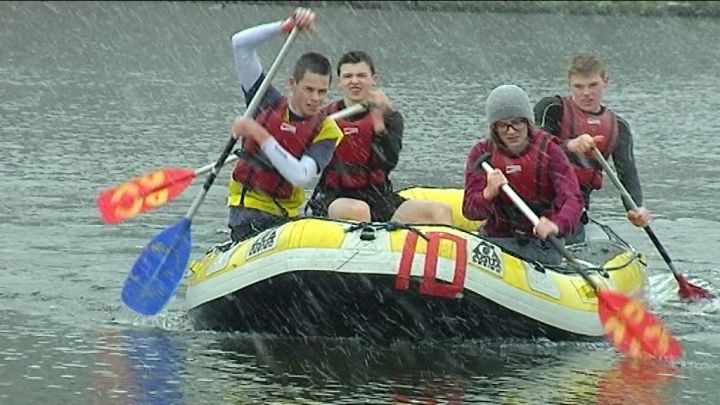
469, 240, 503, 276
247, 228, 279, 259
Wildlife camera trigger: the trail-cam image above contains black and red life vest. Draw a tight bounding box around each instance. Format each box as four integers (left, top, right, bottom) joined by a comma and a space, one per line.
486, 129, 554, 234
232, 99, 323, 199
320, 100, 387, 190
557, 95, 619, 190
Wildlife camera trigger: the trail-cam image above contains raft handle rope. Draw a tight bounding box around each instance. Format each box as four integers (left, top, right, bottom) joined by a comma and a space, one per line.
343, 220, 641, 275
540, 248, 642, 274
588, 215, 634, 250
344, 221, 431, 242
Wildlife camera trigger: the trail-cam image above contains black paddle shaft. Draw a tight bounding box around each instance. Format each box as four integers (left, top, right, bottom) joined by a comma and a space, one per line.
591, 149, 686, 279
643, 226, 682, 277
203, 136, 238, 192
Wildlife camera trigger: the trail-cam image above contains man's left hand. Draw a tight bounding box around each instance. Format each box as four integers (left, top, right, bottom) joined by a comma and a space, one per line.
368, 89, 392, 134
627, 207, 652, 227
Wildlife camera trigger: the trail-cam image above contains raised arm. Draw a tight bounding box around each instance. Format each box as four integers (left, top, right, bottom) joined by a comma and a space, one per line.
231, 7, 316, 103
231, 21, 284, 92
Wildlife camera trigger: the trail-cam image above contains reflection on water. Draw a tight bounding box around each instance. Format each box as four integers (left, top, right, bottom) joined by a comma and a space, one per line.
198, 335, 681, 404
90, 329, 186, 405
0, 309, 689, 403
0, 311, 187, 404
596, 358, 680, 405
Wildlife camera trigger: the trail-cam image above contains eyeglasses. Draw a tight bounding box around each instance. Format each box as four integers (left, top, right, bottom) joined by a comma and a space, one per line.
494, 119, 527, 133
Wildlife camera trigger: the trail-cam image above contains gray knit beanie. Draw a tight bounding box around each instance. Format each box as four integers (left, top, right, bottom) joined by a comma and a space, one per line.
485, 84, 535, 126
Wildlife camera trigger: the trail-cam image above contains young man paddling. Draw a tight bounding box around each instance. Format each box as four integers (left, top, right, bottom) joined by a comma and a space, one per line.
534, 53, 651, 243
227, 8, 343, 243
307, 51, 453, 225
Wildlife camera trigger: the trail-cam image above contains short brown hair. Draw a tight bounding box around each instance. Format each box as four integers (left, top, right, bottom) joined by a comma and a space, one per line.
337, 51, 375, 76
293, 52, 332, 83
567, 53, 607, 79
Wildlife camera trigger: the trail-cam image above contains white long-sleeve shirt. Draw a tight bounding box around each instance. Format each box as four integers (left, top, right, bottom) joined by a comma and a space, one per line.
230, 21, 332, 188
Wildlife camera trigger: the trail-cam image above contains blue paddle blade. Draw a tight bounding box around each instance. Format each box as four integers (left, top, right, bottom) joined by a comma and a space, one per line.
122, 218, 192, 315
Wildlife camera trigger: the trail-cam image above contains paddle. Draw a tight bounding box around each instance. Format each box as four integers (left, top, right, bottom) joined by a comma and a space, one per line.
591, 148, 714, 300
479, 161, 682, 359
97, 102, 366, 225
121, 27, 300, 316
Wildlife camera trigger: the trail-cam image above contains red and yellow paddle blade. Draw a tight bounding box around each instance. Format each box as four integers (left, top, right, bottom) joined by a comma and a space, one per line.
677, 274, 715, 300
97, 168, 196, 224
598, 289, 682, 360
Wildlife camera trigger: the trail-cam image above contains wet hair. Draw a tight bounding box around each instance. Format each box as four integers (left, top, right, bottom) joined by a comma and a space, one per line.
567, 53, 608, 79
293, 52, 332, 83
336, 50, 376, 76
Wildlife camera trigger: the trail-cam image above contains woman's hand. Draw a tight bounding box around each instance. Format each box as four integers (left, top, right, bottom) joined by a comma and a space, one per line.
482, 168, 507, 200
534, 216, 559, 239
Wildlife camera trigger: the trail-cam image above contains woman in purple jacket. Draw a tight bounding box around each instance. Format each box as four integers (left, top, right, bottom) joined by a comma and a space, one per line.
462, 85, 584, 265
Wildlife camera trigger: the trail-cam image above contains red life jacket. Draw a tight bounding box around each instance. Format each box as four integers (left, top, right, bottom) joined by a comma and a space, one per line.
558, 95, 619, 190
320, 100, 387, 190
232, 99, 323, 199
487, 129, 553, 234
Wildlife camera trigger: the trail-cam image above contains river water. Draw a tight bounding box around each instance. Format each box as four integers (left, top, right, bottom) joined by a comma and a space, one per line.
1, 1, 719, 403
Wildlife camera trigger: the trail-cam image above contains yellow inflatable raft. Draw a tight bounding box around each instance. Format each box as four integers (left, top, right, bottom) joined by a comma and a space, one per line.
186, 187, 647, 341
